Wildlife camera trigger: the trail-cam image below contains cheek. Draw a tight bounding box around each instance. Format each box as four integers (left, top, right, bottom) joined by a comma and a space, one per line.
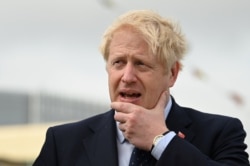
108, 71, 120, 90
108, 75, 115, 91
145, 76, 168, 104
108, 75, 116, 101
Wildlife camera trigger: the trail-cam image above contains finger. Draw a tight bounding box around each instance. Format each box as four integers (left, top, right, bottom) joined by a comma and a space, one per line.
118, 122, 126, 132
114, 111, 127, 123
153, 91, 169, 111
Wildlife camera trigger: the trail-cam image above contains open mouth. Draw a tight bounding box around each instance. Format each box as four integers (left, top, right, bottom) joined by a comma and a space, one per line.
120, 92, 141, 98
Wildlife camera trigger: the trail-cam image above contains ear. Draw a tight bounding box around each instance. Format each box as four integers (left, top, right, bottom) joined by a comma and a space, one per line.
168, 62, 180, 87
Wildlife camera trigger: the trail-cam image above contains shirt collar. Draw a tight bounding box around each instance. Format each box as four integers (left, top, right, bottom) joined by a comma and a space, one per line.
116, 96, 172, 143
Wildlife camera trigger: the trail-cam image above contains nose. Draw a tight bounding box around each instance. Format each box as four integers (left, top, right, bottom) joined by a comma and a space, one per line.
121, 63, 137, 84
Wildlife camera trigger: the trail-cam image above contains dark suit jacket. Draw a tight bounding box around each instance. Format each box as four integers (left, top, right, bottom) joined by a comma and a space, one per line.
33, 98, 249, 166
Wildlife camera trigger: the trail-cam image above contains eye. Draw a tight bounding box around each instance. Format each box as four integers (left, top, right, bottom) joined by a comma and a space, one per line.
134, 60, 152, 71
111, 59, 126, 68
135, 61, 145, 66
113, 60, 122, 65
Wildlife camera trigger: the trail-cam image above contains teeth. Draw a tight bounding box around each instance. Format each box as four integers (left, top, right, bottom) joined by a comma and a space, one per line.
126, 94, 135, 97
121, 92, 140, 98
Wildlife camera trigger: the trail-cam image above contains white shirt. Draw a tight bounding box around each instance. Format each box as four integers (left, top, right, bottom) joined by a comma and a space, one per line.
116, 97, 176, 166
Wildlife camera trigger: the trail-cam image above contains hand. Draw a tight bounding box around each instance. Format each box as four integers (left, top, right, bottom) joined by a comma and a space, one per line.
111, 91, 169, 151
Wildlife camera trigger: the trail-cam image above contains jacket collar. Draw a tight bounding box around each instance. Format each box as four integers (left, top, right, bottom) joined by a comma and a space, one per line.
167, 97, 195, 142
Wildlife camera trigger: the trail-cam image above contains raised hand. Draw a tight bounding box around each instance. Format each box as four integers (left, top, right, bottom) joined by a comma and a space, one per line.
112, 91, 169, 151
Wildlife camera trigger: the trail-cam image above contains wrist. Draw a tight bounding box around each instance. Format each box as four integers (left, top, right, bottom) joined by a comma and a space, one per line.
150, 130, 170, 152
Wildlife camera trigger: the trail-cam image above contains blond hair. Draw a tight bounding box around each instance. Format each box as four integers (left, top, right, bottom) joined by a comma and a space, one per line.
100, 10, 187, 72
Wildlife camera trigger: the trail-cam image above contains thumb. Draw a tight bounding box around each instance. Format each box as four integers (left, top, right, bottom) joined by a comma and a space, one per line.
153, 91, 169, 111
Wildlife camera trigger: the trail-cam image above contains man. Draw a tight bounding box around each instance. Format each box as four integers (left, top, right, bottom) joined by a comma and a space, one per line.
33, 10, 249, 166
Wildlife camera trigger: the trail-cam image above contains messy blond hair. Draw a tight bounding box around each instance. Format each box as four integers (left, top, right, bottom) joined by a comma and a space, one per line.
99, 10, 187, 72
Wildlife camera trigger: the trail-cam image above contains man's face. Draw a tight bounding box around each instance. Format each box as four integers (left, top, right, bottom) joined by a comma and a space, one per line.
106, 27, 175, 109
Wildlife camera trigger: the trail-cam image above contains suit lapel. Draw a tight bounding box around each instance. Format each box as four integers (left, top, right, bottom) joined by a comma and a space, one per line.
167, 98, 195, 142
81, 111, 119, 166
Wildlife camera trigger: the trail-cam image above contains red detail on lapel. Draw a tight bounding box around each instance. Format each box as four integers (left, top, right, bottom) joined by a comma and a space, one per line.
178, 131, 185, 139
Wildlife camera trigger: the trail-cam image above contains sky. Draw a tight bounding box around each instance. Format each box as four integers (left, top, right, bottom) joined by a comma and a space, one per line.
0, 0, 249, 150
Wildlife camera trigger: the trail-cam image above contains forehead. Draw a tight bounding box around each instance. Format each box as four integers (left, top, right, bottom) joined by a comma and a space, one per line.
109, 27, 150, 55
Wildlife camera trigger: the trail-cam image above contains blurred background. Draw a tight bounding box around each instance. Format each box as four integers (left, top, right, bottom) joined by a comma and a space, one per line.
0, 0, 249, 165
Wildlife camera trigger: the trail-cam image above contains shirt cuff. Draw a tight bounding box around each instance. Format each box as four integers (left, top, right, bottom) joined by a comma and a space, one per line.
151, 131, 176, 160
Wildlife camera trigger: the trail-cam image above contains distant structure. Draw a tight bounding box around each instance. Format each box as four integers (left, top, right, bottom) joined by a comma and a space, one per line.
0, 90, 109, 125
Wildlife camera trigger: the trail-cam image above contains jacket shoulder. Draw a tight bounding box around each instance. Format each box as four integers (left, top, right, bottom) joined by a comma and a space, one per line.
49, 110, 114, 138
